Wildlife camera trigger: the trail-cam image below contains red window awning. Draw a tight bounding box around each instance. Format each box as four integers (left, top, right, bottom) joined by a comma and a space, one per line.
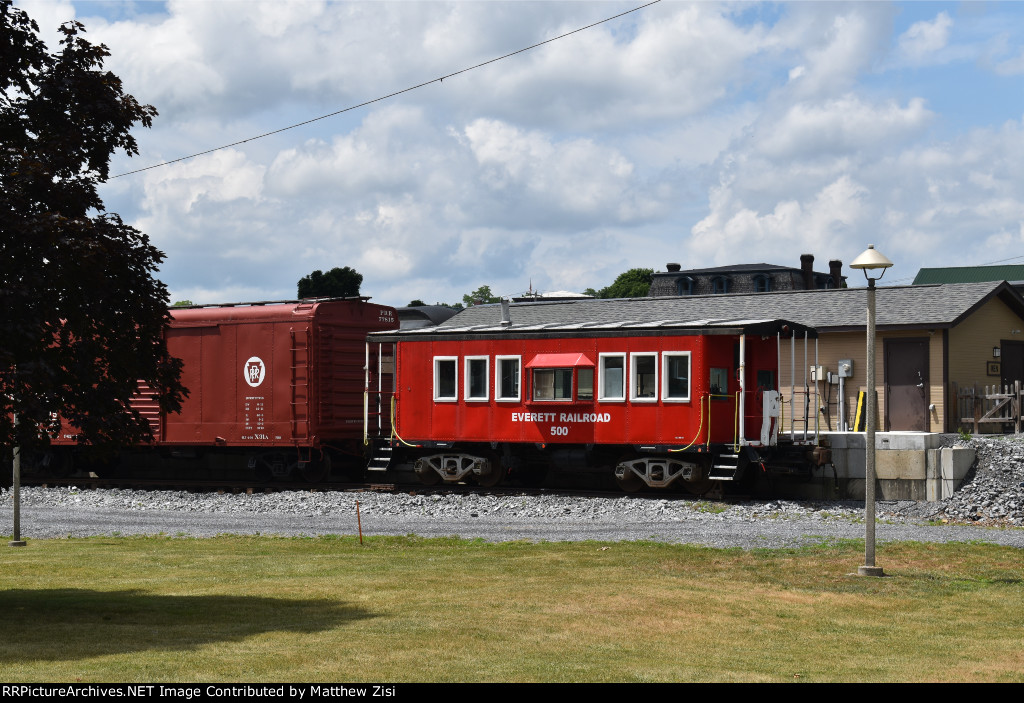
525, 353, 595, 368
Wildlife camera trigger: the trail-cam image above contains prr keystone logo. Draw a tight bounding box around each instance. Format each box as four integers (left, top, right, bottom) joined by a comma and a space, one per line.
244, 357, 266, 387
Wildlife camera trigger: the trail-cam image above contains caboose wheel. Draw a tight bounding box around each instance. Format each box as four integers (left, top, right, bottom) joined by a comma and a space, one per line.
415, 464, 442, 486
475, 460, 505, 487
682, 477, 715, 496
614, 468, 645, 493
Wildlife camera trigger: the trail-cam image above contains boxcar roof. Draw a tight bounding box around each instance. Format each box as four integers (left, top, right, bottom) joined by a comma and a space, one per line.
170, 298, 375, 325
370, 280, 1024, 341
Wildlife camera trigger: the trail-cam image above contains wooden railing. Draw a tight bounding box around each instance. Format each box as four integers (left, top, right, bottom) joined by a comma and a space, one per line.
954, 381, 1022, 434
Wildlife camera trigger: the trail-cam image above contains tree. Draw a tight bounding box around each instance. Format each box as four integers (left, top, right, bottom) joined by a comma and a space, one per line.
589, 268, 654, 299
297, 266, 362, 298
407, 299, 426, 307
0, 2, 185, 454
462, 285, 501, 307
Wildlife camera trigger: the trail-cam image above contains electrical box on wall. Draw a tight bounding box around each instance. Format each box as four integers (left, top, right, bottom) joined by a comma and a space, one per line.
810, 365, 824, 381
837, 359, 853, 378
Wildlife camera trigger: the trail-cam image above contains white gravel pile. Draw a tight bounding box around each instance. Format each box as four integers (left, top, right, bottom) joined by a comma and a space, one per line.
930, 436, 1024, 525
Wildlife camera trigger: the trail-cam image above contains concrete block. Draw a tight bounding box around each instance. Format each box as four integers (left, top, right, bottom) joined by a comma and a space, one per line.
940, 446, 975, 499
876, 431, 942, 451
926, 448, 942, 502
875, 449, 926, 480
878, 478, 926, 501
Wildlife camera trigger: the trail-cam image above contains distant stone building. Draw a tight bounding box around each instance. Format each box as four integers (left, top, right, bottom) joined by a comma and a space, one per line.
649, 254, 845, 297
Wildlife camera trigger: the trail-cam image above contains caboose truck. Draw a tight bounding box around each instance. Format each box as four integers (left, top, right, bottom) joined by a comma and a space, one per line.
364, 297, 830, 493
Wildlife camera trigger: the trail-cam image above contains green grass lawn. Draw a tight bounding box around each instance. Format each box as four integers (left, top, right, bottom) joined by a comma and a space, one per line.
1, 535, 1022, 682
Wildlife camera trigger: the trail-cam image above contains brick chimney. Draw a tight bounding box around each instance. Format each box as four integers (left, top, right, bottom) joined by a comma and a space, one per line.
829, 259, 843, 289
800, 254, 814, 289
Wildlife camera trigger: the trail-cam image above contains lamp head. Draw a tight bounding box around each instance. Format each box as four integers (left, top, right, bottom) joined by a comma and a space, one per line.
850, 244, 893, 281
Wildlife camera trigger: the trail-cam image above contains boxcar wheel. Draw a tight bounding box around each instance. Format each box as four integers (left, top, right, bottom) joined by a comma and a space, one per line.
300, 454, 332, 483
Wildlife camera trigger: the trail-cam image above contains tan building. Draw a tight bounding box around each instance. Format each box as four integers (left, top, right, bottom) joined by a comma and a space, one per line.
636, 280, 1024, 432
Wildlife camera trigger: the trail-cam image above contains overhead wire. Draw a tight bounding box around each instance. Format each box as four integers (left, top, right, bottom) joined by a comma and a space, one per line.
111, 0, 662, 179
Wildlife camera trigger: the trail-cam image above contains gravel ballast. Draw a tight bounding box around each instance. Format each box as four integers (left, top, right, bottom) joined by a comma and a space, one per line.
3, 436, 1024, 549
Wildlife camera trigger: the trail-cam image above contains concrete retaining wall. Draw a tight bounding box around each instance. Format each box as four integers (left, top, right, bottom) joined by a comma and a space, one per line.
809, 432, 974, 501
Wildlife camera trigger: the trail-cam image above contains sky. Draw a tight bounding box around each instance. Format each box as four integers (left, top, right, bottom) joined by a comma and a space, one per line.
14, 0, 1024, 307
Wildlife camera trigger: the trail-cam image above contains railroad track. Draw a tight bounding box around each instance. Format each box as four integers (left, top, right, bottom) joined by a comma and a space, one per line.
9, 474, 743, 503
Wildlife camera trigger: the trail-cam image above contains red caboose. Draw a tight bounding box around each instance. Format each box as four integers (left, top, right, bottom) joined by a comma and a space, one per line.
366, 297, 823, 492
53, 298, 398, 480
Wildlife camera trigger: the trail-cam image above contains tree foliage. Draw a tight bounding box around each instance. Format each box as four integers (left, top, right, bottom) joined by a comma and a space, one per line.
462, 285, 501, 307
587, 268, 654, 299
297, 266, 363, 299
0, 2, 185, 453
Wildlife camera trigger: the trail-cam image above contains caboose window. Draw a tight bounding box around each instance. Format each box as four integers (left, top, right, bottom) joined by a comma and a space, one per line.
663, 353, 691, 401
433, 357, 457, 401
578, 368, 594, 400
709, 367, 729, 396
630, 353, 658, 402
533, 368, 572, 401
465, 357, 489, 401
496, 356, 521, 402
598, 354, 625, 401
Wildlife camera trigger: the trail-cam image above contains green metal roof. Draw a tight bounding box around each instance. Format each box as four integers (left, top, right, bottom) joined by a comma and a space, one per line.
913, 265, 1024, 285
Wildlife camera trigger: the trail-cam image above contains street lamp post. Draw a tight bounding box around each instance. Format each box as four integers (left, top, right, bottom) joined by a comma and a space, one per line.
850, 244, 892, 577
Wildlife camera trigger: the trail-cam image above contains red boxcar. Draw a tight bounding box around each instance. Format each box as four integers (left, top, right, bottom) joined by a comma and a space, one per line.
366, 298, 824, 492
54, 298, 398, 480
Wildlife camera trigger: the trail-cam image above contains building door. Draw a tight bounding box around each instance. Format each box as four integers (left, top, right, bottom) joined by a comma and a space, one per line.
884, 338, 929, 431
1001, 340, 1024, 390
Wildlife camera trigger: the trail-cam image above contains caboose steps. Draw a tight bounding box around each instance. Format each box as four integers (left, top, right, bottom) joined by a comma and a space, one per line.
367, 441, 393, 473
709, 453, 741, 481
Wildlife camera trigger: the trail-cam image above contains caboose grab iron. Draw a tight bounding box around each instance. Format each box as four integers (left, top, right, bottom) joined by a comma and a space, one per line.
365, 296, 830, 493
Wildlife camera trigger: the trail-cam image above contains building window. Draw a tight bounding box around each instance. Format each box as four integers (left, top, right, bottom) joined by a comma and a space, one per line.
662, 353, 691, 401
675, 277, 694, 296
533, 368, 573, 401
434, 357, 457, 401
465, 356, 488, 401
630, 353, 658, 402
753, 275, 772, 293
496, 356, 521, 402
712, 276, 730, 294
598, 354, 626, 401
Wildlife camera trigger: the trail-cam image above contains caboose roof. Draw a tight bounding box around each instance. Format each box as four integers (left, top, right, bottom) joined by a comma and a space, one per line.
370, 280, 1024, 342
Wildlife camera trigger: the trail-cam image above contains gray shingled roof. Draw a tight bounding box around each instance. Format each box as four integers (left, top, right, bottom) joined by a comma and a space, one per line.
383, 281, 1022, 339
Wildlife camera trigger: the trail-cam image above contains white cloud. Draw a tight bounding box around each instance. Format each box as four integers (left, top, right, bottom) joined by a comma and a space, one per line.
756, 95, 932, 159
779, 4, 893, 98
141, 149, 265, 218
691, 110, 1024, 277
994, 50, 1024, 76
10, 0, 1020, 306
691, 175, 868, 263
897, 12, 953, 64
